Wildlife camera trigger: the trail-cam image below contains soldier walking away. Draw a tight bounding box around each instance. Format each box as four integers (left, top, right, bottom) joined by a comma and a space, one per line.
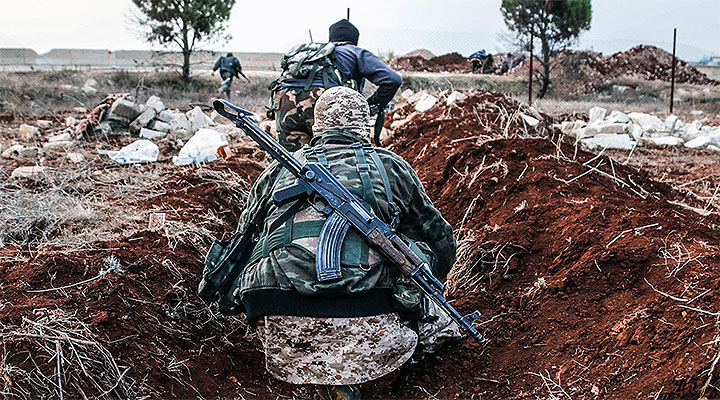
233, 87, 460, 399
268, 19, 403, 151
212, 52, 250, 99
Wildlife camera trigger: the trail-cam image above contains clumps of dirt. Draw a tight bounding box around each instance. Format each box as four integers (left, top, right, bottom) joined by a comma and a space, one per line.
606, 45, 717, 85
364, 90, 720, 398
390, 52, 470, 73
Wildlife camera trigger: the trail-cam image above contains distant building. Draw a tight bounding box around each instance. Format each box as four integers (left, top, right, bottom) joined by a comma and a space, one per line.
698, 56, 720, 66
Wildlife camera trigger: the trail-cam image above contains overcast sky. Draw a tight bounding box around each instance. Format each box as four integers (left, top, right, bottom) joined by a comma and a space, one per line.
0, 0, 718, 61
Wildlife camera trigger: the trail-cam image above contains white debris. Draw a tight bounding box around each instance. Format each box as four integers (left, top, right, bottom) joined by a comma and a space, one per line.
687, 120, 703, 136
168, 112, 192, 137
414, 94, 438, 112
2, 144, 38, 159
145, 95, 165, 113
107, 139, 159, 164
48, 132, 72, 143
582, 134, 635, 150
606, 111, 630, 124
446, 91, 468, 106
36, 120, 53, 129
43, 141, 72, 149
400, 89, 414, 99
18, 124, 39, 140
130, 108, 158, 133
707, 145, 720, 152
664, 115, 679, 133
173, 128, 229, 166
520, 113, 540, 127
139, 128, 166, 139
151, 120, 172, 133
65, 116, 78, 127
11, 166, 45, 179
598, 123, 631, 134
628, 112, 664, 132
684, 136, 711, 149
186, 107, 215, 133
644, 136, 685, 147
109, 98, 145, 121
66, 152, 85, 163
588, 106, 607, 124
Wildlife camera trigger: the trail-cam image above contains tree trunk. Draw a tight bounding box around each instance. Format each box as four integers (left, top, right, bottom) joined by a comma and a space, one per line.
182, 50, 191, 81
538, 37, 551, 99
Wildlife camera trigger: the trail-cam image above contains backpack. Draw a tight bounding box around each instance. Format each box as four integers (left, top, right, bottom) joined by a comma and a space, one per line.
267, 42, 358, 119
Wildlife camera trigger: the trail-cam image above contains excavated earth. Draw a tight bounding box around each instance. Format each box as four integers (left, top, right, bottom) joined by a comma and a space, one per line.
2, 90, 720, 399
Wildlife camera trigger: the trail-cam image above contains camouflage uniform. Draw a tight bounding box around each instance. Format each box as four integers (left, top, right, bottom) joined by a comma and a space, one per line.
234, 87, 457, 388
274, 87, 325, 151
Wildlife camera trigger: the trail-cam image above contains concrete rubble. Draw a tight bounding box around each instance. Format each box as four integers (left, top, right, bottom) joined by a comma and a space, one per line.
557, 106, 720, 151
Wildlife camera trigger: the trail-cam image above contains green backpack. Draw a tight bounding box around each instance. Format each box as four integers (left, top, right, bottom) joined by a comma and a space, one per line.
267, 42, 358, 118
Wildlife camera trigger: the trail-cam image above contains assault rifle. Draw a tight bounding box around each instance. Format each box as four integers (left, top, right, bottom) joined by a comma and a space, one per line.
369, 104, 385, 147
209, 99, 486, 344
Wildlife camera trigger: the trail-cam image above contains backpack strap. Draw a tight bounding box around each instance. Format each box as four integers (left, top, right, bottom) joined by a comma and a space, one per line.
351, 143, 381, 217
366, 147, 401, 228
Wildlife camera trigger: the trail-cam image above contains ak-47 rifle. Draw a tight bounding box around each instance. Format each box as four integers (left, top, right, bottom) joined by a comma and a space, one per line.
206, 99, 487, 344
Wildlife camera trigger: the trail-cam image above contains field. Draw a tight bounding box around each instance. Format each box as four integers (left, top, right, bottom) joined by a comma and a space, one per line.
1, 66, 720, 399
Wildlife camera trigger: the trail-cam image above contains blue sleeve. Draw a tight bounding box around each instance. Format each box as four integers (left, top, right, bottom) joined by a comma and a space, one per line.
213, 58, 221, 71
355, 49, 402, 107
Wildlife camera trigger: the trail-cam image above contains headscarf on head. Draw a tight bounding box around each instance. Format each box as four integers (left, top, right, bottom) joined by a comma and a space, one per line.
329, 19, 359, 46
312, 86, 371, 142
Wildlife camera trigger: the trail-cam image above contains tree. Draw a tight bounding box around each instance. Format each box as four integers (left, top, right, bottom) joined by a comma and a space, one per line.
132, 0, 236, 80
501, 0, 592, 98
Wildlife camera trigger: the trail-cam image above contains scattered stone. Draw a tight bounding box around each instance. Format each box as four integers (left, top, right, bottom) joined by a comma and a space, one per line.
145, 95, 165, 113
400, 89, 414, 99
72, 107, 87, 113
43, 141, 72, 149
582, 133, 635, 150
598, 123, 631, 134
66, 152, 85, 163
168, 112, 192, 137
11, 166, 45, 179
606, 111, 630, 124
2, 144, 39, 159
684, 136, 711, 149
588, 106, 607, 124
446, 91, 468, 106
628, 112, 664, 131
664, 115, 679, 132
157, 110, 174, 123
150, 120, 172, 133
130, 108, 158, 133
139, 127, 166, 139
644, 136, 685, 147
109, 98, 145, 122
706, 145, 720, 152
520, 113, 540, 127
18, 123, 39, 140
36, 120, 53, 129
186, 107, 215, 133
48, 132, 72, 143
66, 116, 78, 127
81, 85, 98, 95
415, 94, 438, 112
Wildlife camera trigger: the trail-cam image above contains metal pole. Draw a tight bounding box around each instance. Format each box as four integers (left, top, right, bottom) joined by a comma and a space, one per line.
347, 8, 350, 20
670, 28, 677, 113
309, 29, 313, 42
528, 26, 534, 105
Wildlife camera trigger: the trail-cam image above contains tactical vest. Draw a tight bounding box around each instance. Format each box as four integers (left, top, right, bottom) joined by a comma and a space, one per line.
267, 42, 359, 118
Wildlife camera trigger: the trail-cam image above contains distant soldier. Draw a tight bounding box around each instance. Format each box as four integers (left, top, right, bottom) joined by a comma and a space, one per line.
469, 50, 495, 74
212, 52, 250, 99
235, 87, 460, 399
268, 19, 403, 151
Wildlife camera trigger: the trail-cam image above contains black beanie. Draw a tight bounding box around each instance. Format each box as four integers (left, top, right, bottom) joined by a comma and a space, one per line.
329, 19, 359, 45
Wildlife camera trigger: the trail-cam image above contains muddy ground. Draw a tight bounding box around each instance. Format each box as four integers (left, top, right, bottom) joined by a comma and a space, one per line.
1, 90, 720, 399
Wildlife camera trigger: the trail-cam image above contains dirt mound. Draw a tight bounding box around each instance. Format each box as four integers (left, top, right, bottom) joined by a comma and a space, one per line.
362, 91, 720, 398
606, 45, 716, 85
402, 48, 435, 60
391, 52, 470, 73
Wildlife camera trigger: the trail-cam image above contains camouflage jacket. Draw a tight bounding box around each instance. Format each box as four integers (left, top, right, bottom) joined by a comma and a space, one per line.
234, 129, 456, 321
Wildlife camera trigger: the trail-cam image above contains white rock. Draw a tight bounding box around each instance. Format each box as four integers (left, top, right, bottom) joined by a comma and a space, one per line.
130, 108, 158, 133
390, 119, 409, 130
81, 85, 98, 95
582, 134, 635, 150
664, 115, 679, 133
629, 124, 643, 139
520, 113, 540, 127
18, 124, 39, 140
606, 111, 630, 124
36, 120, 53, 129
414, 94, 438, 112
446, 91, 468, 106
588, 106, 607, 124
145, 95, 165, 113
139, 128, 166, 139
706, 145, 720, 152
151, 120, 172, 133
628, 112, 664, 131
109, 98, 145, 122
11, 166, 45, 179
2, 144, 39, 159
400, 89, 414, 99
43, 141, 72, 149
406, 91, 425, 104
48, 132, 72, 143
684, 136, 711, 149
66, 152, 85, 163
85, 78, 98, 88
687, 120, 703, 136
168, 112, 192, 137
65, 116, 78, 127
186, 107, 215, 133
644, 136, 685, 146
157, 110, 174, 123
598, 123, 631, 134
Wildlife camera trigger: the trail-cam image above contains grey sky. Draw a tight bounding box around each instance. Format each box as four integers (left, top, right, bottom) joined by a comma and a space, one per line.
0, 0, 718, 61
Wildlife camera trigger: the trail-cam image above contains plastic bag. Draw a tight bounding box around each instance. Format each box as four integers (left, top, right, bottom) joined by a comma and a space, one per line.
106, 139, 159, 164
172, 128, 231, 166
